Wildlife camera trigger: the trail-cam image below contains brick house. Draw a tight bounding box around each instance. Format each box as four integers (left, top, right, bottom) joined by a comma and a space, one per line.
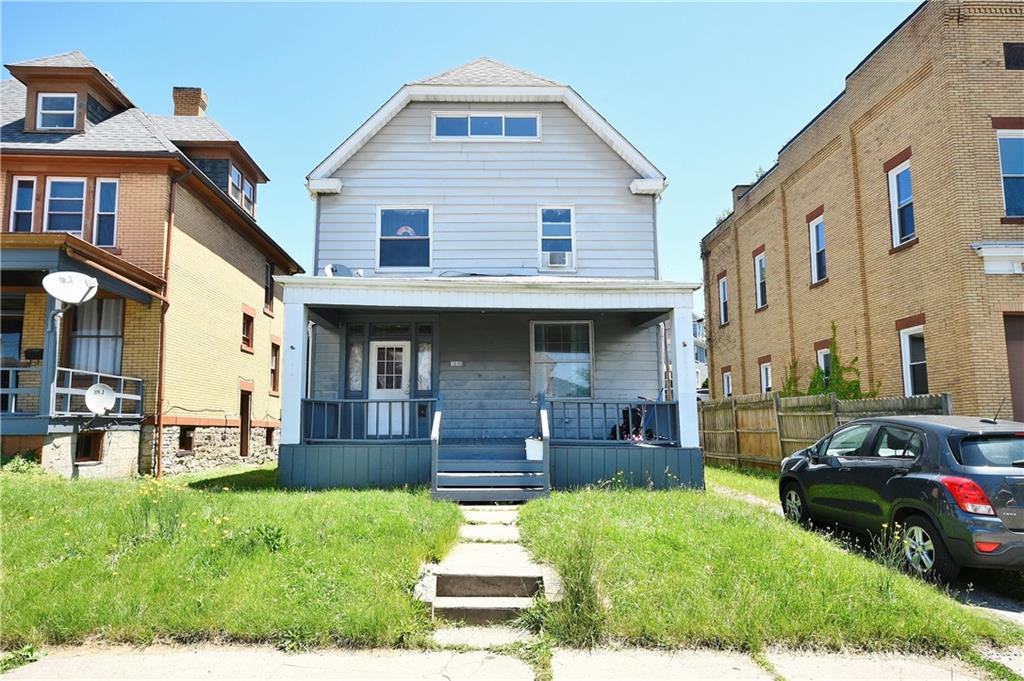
700, 0, 1024, 420
0, 51, 302, 477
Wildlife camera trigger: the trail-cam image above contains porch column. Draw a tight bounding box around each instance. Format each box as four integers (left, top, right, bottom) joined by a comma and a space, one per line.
280, 300, 309, 445
668, 305, 699, 448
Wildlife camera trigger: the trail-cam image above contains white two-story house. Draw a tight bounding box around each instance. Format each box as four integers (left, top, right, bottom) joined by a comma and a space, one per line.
277, 58, 702, 500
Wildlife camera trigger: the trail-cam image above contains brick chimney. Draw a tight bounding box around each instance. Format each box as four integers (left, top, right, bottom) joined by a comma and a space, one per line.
172, 87, 207, 116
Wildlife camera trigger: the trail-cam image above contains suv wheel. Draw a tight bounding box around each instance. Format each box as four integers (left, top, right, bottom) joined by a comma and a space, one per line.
902, 514, 959, 583
781, 482, 810, 525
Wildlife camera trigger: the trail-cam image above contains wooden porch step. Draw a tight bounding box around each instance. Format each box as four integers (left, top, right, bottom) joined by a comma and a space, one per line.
436, 473, 545, 488
432, 488, 548, 503
437, 459, 544, 473
432, 596, 534, 625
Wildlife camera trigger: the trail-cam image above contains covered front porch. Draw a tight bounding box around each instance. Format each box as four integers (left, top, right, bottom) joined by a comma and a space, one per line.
278, 276, 703, 500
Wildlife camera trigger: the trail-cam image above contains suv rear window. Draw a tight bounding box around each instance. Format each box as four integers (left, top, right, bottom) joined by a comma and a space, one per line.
958, 435, 1024, 467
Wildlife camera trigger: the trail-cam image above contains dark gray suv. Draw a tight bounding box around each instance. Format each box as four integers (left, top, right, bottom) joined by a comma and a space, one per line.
779, 415, 1024, 581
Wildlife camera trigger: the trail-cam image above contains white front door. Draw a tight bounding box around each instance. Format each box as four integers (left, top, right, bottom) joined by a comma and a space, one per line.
368, 340, 411, 436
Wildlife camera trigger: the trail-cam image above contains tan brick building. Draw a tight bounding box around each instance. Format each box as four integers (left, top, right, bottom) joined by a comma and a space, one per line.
0, 52, 301, 477
701, 1, 1024, 420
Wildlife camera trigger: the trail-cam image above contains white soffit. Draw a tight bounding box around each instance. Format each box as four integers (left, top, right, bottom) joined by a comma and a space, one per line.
306, 84, 666, 193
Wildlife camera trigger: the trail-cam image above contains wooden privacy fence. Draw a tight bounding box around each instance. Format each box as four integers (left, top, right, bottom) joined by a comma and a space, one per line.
699, 392, 952, 470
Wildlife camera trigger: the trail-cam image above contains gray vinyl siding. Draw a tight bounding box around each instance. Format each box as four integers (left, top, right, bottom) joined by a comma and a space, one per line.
316, 102, 657, 279
438, 312, 660, 439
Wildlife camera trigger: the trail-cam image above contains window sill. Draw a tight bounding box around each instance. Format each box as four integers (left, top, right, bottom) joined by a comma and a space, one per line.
1001, 217, 1024, 225
719, 321, 730, 328
73, 459, 102, 467
269, 389, 280, 398
240, 344, 254, 354
263, 307, 275, 319
99, 246, 122, 255
889, 237, 919, 254
809, 277, 829, 290
754, 304, 769, 313
539, 268, 577, 274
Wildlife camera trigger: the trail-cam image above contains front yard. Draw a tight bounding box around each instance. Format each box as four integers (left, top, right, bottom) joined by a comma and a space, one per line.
0, 465, 460, 649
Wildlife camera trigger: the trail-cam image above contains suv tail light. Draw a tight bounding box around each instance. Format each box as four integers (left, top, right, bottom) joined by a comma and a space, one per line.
940, 476, 995, 516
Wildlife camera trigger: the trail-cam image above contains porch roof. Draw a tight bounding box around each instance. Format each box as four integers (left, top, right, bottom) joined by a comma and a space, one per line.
278, 275, 701, 314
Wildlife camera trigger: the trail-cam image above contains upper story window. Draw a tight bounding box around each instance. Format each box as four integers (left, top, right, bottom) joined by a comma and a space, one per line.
229, 164, 243, 203
44, 178, 86, 234
997, 130, 1024, 217
378, 207, 431, 269
753, 251, 767, 309
432, 113, 540, 141
9, 177, 35, 232
242, 178, 255, 215
241, 309, 255, 352
36, 93, 77, 130
270, 341, 281, 395
759, 360, 772, 393
718, 275, 729, 326
93, 179, 118, 247
816, 347, 832, 387
887, 160, 915, 246
263, 262, 274, 313
539, 207, 574, 270
808, 215, 827, 283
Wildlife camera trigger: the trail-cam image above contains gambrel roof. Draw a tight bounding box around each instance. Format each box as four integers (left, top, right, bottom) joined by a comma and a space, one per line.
307, 58, 666, 196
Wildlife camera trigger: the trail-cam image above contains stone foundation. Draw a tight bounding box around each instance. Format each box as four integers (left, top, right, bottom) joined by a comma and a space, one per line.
40, 429, 140, 479
160, 425, 277, 475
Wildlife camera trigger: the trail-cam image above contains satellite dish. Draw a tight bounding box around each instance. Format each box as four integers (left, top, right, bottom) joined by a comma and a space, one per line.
43, 271, 98, 305
84, 383, 116, 416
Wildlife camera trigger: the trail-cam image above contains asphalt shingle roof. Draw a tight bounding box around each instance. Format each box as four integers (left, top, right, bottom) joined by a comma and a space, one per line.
8, 50, 98, 69
413, 57, 560, 87
148, 115, 236, 142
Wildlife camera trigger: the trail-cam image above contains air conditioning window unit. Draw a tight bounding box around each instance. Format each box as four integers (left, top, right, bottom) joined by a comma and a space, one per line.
544, 251, 571, 268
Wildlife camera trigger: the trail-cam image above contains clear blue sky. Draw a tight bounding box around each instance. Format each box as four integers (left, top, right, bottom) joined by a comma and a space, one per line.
2, 1, 917, 300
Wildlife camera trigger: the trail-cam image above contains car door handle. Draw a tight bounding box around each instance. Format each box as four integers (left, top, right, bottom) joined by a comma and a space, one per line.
838, 466, 852, 472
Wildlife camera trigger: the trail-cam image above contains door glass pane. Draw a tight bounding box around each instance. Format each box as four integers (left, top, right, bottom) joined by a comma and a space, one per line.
347, 342, 363, 392
375, 346, 404, 390
873, 427, 918, 458
825, 424, 872, 457
417, 341, 432, 391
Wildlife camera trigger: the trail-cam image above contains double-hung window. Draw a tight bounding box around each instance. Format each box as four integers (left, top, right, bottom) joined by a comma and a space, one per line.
270, 342, 281, 395
263, 262, 274, 312
808, 215, 827, 283
997, 130, 1024, 217
93, 179, 118, 247
531, 321, 593, 398
900, 325, 928, 396
44, 178, 86, 234
378, 207, 431, 269
433, 113, 540, 140
36, 93, 76, 129
70, 298, 123, 375
242, 178, 255, 215
9, 177, 35, 232
722, 370, 733, 397
753, 252, 767, 309
759, 361, 772, 393
539, 207, 574, 270
718, 276, 729, 325
887, 161, 915, 246
816, 347, 832, 387
229, 164, 243, 203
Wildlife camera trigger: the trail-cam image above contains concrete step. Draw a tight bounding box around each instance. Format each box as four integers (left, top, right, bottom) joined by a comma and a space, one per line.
433, 596, 534, 625
433, 487, 548, 503
459, 523, 520, 543
436, 572, 543, 598
436, 472, 546, 488
438, 460, 543, 473
462, 509, 519, 524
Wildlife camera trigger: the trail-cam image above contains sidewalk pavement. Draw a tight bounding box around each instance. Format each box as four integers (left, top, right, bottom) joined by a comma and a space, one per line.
2, 644, 1009, 681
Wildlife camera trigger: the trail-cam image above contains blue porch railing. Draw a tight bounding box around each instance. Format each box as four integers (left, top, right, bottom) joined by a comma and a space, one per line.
302, 397, 438, 442
546, 398, 679, 445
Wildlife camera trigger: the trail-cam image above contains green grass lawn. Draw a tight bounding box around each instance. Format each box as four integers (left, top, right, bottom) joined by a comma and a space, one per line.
518, 488, 1021, 653
705, 465, 780, 504
0, 465, 461, 649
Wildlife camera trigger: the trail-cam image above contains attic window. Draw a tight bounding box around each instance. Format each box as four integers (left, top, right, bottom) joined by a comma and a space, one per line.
242, 179, 255, 215
229, 164, 243, 203
37, 93, 77, 130
432, 113, 540, 141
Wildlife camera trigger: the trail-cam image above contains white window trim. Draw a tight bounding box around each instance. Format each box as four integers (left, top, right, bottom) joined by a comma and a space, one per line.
36, 92, 77, 130
808, 215, 826, 283
997, 129, 1024, 218
375, 205, 433, 272
431, 111, 542, 142
9, 176, 35, 232
722, 371, 733, 397
887, 160, 914, 247
753, 253, 767, 309
529, 320, 595, 400
228, 163, 243, 203
537, 205, 576, 272
759, 361, 772, 394
816, 347, 831, 373
899, 324, 926, 397
92, 178, 119, 247
43, 177, 87, 234
718, 276, 729, 325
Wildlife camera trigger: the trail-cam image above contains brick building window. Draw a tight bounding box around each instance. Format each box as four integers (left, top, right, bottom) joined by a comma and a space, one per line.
263, 262, 274, 313
887, 160, 915, 246
178, 427, 195, 452
93, 179, 118, 247
816, 348, 832, 387
270, 342, 281, 395
74, 431, 103, 463
722, 370, 733, 397
997, 130, 1024, 217
1005, 43, 1024, 70
753, 252, 767, 309
241, 311, 255, 352
44, 178, 86, 234
900, 325, 928, 396
759, 361, 772, 394
808, 215, 827, 283
9, 177, 35, 232
718, 275, 729, 325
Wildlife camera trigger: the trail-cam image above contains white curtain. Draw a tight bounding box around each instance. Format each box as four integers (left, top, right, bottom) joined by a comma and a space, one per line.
70, 299, 123, 375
